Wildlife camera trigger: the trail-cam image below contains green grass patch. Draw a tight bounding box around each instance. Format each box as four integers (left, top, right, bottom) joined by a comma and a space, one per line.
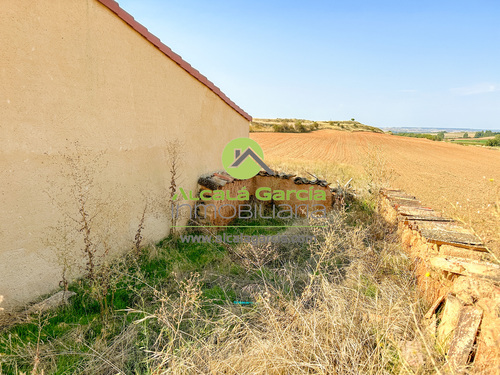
450, 138, 489, 145
0, 214, 297, 374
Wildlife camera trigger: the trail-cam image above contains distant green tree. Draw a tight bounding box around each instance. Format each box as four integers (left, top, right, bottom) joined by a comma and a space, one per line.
463, 132, 469, 138
474, 131, 483, 138
351, 118, 355, 121
486, 134, 500, 146
436, 131, 445, 141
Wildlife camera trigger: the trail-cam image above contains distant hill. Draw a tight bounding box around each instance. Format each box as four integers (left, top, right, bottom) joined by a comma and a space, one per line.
251, 118, 384, 133
383, 127, 500, 133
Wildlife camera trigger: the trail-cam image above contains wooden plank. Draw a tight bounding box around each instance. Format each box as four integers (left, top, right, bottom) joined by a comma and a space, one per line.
421, 230, 485, 248
431, 240, 486, 251
437, 295, 464, 352
391, 199, 423, 208
398, 207, 454, 222
415, 221, 485, 248
381, 189, 484, 247
425, 294, 446, 319
401, 216, 454, 222
398, 206, 441, 217
380, 189, 405, 197
440, 245, 491, 260
384, 192, 417, 200
390, 195, 418, 201
429, 256, 500, 283
416, 220, 476, 234
447, 306, 483, 374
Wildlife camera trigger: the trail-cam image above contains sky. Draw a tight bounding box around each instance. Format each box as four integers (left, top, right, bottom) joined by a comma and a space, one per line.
117, 0, 500, 130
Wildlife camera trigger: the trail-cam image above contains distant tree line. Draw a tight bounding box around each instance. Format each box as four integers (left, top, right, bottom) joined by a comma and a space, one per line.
474, 130, 500, 138
392, 130, 500, 146
394, 131, 446, 141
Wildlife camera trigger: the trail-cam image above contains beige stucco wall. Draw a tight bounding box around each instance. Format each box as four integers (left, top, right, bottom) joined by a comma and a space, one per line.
0, 0, 249, 312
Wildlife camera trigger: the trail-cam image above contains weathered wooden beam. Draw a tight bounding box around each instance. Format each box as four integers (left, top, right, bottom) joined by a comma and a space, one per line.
425, 294, 446, 319
437, 294, 463, 352
446, 306, 483, 374
390, 198, 423, 208
414, 221, 485, 249
429, 256, 500, 283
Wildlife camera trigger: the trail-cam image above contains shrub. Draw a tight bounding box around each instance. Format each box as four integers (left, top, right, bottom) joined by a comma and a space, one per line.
294, 120, 307, 132
486, 134, 500, 146
273, 121, 313, 133
273, 124, 284, 132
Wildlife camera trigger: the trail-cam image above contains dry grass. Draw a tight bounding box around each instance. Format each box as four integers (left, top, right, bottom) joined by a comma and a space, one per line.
121, 209, 444, 374
1, 201, 450, 374
1, 155, 450, 375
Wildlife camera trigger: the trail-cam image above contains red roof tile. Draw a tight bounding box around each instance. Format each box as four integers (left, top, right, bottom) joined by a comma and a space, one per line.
97, 0, 252, 121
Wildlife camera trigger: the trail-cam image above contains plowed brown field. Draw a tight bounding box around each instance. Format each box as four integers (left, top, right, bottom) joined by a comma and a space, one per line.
251, 130, 500, 255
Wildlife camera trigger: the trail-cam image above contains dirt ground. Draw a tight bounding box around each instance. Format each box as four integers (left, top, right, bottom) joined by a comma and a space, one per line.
251, 130, 500, 256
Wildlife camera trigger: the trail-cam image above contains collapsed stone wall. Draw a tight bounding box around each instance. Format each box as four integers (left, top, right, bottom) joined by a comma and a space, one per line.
195, 171, 335, 226
379, 189, 500, 373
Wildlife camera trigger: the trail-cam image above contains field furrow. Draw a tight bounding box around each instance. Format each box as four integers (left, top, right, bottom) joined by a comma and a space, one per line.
251, 130, 500, 254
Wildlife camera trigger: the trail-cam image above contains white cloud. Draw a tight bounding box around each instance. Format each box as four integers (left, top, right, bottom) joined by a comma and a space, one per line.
450, 83, 499, 96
